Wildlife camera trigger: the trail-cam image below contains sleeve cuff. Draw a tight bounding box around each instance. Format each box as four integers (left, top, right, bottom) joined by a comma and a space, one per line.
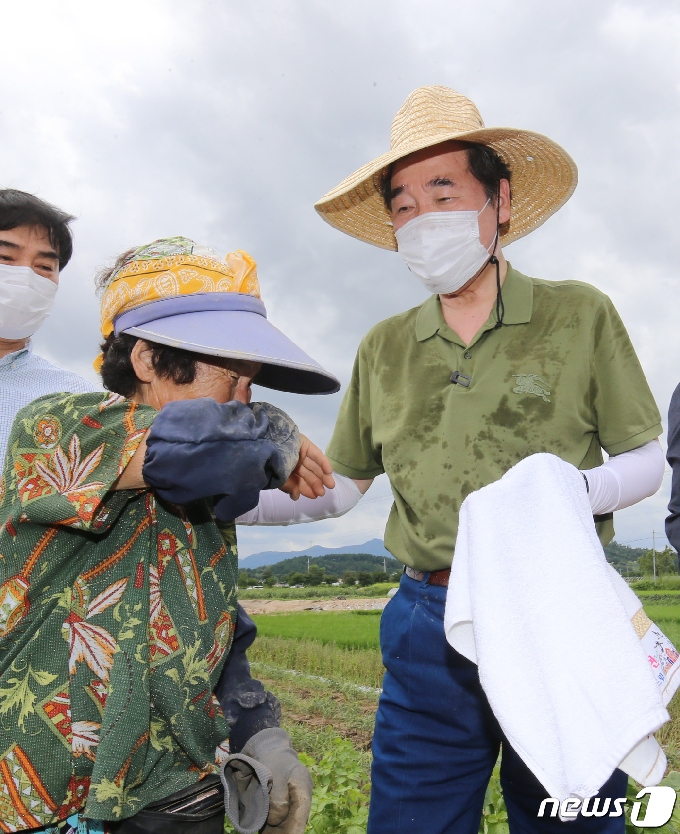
603, 424, 663, 456
327, 456, 384, 480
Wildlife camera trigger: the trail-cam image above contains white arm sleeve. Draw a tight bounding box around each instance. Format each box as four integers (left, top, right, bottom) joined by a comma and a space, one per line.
235, 472, 363, 526
582, 439, 664, 515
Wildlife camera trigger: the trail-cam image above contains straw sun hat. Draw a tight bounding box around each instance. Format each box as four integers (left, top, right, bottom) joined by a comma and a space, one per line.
314, 86, 578, 250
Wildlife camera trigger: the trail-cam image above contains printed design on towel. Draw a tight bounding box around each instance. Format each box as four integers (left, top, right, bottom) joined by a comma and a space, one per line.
630, 608, 680, 688
512, 374, 551, 402
641, 622, 680, 687
631, 608, 653, 639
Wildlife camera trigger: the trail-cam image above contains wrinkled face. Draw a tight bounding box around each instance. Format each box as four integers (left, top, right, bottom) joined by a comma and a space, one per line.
131, 342, 262, 409
388, 141, 510, 250
178, 357, 262, 405
0, 224, 60, 283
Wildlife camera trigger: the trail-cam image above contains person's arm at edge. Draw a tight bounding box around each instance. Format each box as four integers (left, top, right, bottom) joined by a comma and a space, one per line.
666, 384, 680, 553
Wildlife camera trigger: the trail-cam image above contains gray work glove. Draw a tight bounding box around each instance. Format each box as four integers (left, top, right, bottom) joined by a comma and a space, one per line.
242, 728, 313, 834
221, 752, 273, 834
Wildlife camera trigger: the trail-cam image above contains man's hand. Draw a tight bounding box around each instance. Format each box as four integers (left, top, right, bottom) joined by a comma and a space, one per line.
279, 435, 335, 500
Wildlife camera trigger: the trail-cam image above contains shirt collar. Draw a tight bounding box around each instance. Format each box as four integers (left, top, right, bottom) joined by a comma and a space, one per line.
0, 341, 33, 368
415, 263, 534, 343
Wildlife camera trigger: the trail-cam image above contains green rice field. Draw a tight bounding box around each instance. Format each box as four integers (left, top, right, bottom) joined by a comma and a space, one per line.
252, 610, 382, 649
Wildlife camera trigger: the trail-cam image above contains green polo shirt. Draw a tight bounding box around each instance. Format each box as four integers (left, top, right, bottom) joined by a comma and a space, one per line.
327, 265, 662, 571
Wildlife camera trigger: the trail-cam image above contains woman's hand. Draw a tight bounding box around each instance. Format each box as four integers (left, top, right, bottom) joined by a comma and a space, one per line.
279, 435, 335, 500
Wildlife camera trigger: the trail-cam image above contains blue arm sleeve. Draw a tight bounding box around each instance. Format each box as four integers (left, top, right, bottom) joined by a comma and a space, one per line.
666, 384, 680, 556
214, 604, 282, 752
142, 399, 300, 521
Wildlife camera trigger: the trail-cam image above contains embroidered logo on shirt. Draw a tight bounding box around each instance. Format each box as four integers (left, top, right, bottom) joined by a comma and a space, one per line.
512, 374, 551, 402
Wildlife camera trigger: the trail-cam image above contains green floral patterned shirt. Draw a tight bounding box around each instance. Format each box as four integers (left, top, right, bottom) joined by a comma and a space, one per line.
0, 392, 239, 828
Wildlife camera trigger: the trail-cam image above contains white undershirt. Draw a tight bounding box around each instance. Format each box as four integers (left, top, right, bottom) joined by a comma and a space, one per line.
236, 473, 362, 525
582, 439, 664, 515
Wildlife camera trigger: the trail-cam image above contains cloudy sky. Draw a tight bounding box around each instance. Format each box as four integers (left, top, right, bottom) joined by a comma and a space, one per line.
7, 0, 680, 557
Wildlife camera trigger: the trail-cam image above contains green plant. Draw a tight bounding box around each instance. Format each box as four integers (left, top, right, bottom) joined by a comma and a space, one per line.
299, 734, 370, 834
479, 761, 508, 833
633, 576, 680, 592
308, 565, 326, 586
638, 548, 679, 578
625, 773, 680, 833
637, 593, 680, 602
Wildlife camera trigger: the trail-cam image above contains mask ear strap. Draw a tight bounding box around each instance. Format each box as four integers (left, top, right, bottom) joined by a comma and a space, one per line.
492, 183, 505, 330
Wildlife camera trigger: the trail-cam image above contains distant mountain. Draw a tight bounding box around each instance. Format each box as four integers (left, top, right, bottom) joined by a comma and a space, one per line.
604, 541, 649, 570
239, 538, 391, 569
256, 552, 400, 578
241, 538, 652, 573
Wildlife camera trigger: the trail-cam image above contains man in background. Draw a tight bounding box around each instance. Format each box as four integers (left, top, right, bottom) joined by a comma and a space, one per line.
665, 389, 680, 558
0, 189, 93, 459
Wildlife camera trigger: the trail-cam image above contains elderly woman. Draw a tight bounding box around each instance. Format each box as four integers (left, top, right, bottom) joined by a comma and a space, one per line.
0, 238, 339, 834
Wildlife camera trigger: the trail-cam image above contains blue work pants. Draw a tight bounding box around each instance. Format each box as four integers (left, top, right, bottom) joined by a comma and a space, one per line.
368, 573, 627, 834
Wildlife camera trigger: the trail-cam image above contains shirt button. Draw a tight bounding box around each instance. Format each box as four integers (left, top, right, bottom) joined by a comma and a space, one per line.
463, 351, 472, 360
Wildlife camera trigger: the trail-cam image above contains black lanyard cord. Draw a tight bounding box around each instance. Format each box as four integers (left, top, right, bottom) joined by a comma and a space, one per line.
492, 255, 504, 329
491, 184, 504, 330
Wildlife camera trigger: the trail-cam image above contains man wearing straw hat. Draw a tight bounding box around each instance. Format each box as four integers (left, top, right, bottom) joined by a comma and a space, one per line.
251, 87, 667, 832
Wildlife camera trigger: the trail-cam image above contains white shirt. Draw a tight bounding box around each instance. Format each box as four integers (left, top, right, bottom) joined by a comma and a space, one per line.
0, 343, 96, 462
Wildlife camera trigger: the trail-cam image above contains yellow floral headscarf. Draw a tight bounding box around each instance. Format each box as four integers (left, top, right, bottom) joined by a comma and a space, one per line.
96, 237, 261, 370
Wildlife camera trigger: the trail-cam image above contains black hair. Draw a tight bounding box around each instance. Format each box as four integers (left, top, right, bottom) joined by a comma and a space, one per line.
99, 333, 199, 398
380, 142, 512, 211
0, 189, 75, 270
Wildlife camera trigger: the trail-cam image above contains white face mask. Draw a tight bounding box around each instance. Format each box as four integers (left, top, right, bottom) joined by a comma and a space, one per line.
0, 264, 58, 340
394, 201, 496, 295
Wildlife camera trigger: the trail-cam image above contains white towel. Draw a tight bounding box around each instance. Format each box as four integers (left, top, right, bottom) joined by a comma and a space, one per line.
443, 453, 672, 801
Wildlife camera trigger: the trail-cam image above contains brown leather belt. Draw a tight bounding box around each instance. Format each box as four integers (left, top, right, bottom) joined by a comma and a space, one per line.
404, 566, 451, 587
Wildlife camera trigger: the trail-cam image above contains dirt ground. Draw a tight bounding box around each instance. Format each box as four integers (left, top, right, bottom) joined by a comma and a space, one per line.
240, 596, 390, 615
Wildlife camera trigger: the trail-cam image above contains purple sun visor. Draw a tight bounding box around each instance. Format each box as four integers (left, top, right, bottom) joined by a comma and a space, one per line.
113, 293, 340, 395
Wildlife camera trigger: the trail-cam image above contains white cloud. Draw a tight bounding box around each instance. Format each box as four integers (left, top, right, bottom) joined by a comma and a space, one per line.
3, 0, 677, 556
